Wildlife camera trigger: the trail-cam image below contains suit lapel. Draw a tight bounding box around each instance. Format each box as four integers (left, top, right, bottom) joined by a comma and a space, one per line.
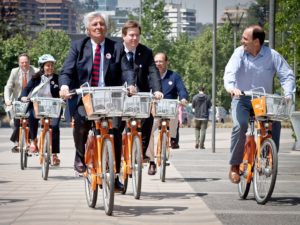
85, 39, 93, 82
103, 39, 112, 78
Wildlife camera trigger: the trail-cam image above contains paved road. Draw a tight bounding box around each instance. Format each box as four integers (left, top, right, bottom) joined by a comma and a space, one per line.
172, 127, 300, 225
0, 127, 299, 225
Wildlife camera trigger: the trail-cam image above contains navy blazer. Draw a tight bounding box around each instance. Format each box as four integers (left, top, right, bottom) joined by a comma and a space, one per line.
59, 37, 134, 120
161, 70, 189, 100
116, 42, 162, 93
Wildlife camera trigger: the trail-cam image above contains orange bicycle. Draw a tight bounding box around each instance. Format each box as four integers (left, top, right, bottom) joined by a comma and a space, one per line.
31, 97, 65, 180
11, 101, 30, 170
238, 88, 293, 204
71, 85, 125, 216
120, 92, 152, 199
153, 99, 178, 182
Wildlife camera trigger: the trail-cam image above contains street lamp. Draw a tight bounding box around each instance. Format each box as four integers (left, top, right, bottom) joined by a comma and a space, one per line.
225, 5, 244, 50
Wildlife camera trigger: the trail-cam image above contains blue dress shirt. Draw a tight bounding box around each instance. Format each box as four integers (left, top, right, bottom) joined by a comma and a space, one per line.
224, 45, 295, 96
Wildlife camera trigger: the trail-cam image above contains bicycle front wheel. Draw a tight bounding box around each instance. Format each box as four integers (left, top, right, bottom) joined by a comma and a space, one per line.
41, 131, 51, 180
84, 167, 98, 208
84, 134, 98, 208
20, 128, 28, 170
160, 132, 167, 182
101, 138, 115, 216
253, 138, 278, 204
131, 135, 142, 199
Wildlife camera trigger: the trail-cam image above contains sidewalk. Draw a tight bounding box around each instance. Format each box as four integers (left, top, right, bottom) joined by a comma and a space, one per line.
0, 128, 222, 225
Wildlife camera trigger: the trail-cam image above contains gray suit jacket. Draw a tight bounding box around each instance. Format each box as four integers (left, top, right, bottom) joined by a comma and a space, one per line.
4, 65, 38, 102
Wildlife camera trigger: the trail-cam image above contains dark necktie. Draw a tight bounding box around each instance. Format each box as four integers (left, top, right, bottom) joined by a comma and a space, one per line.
91, 44, 101, 87
128, 52, 134, 69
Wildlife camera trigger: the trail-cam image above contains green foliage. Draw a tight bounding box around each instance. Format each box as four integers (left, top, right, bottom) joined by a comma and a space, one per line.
28, 29, 71, 71
140, 0, 172, 54
0, 34, 31, 92
276, 0, 300, 109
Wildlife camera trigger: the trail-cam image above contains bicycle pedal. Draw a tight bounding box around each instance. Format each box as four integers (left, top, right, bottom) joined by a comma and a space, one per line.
166, 162, 170, 166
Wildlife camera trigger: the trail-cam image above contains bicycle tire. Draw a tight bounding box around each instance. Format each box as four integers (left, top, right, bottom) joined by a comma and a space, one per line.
238, 135, 255, 199
101, 138, 115, 216
41, 131, 51, 180
131, 135, 142, 199
120, 151, 128, 195
160, 132, 167, 182
20, 128, 27, 170
84, 134, 98, 208
253, 138, 278, 204
84, 167, 98, 208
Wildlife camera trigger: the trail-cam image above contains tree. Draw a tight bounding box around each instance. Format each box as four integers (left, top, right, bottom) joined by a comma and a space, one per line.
276, 0, 300, 109
28, 29, 71, 71
139, 0, 172, 54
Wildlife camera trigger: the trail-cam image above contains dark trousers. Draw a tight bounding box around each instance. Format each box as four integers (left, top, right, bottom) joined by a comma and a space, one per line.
141, 115, 154, 155
10, 118, 20, 143
73, 105, 122, 173
29, 108, 61, 154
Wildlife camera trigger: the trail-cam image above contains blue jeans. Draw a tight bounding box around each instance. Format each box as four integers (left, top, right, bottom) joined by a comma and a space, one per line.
229, 96, 281, 165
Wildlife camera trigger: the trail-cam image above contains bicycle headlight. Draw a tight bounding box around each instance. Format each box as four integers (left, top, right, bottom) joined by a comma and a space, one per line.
131, 120, 137, 126
162, 121, 167, 126
101, 121, 108, 128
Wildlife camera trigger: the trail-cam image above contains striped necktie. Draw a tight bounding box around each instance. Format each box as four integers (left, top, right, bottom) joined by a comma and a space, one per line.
91, 44, 101, 87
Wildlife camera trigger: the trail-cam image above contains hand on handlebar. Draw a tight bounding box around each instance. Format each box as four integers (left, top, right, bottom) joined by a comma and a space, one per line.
59, 89, 71, 100
127, 85, 137, 96
21, 96, 30, 102
154, 91, 164, 100
229, 88, 243, 97
180, 98, 188, 106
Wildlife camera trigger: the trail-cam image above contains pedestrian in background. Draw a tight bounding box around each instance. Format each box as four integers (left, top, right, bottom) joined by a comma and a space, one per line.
192, 86, 211, 149
4, 53, 38, 153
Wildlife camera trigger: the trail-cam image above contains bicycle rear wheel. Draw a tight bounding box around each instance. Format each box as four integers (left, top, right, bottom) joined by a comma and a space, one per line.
253, 138, 278, 204
41, 131, 51, 180
160, 132, 167, 182
20, 128, 28, 170
102, 138, 115, 216
131, 135, 142, 199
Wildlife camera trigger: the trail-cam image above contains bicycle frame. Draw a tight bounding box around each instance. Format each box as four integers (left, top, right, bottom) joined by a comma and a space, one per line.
156, 118, 171, 167
38, 117, 53, 165
241, 116, 273, 184
122, 118, 142, 177
85, 118, 117, 191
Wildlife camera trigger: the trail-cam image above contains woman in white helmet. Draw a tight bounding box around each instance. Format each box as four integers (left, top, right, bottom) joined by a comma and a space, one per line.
21, 54, 61, 166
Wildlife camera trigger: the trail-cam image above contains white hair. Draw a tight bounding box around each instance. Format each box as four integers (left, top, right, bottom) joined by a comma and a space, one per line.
83, 11, 108, 35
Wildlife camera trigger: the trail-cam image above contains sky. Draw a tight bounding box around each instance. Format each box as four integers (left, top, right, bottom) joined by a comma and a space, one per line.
118, 0, 255, 23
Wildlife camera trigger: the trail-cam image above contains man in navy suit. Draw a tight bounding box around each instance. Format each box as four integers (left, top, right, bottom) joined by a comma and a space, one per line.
146, 52, 188, 175
59, 12, 135, 191
118, 20, 163, 164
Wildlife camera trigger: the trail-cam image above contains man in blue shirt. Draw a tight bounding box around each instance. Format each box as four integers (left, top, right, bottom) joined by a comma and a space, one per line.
224, 25, 295, 184
146, 52, 188, 175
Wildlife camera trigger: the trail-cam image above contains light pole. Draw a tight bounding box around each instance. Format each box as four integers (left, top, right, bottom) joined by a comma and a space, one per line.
225, 5, 244, 50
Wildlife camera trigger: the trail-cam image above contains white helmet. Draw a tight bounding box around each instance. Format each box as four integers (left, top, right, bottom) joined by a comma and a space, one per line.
38, 54, 56, 66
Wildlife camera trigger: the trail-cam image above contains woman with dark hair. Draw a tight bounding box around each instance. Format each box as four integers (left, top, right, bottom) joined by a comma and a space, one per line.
21, 54, 61, 166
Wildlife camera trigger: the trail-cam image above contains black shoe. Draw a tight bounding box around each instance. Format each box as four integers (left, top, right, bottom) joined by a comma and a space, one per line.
143, 155, 150, 163
74, 155, 86, 173
195, 144, 199, 149
171, 144, 179, 149
200, 146, 205, 149
114, 177, 124, 192
11, 146, 20, 153
148, 162, 156, 175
